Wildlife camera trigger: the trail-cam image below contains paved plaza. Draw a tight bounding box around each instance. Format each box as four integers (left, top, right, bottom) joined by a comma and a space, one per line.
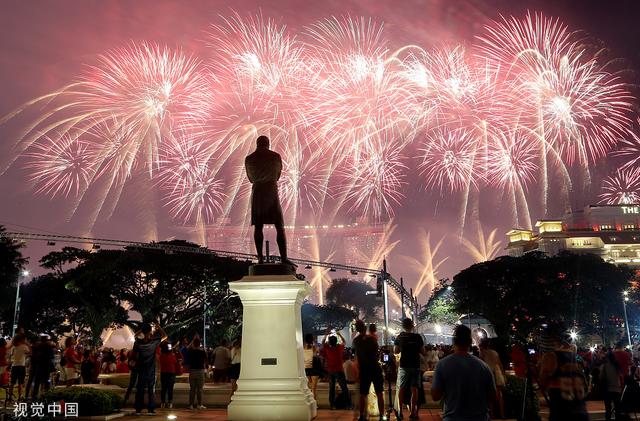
111, 401, 612, 421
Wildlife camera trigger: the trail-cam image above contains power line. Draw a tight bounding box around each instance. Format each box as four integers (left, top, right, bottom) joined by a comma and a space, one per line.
1, 230, 420, 313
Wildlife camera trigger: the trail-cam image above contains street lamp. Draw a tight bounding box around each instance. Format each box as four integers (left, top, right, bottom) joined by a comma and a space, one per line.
12, 269, 29, 337
434, 323, 443, 343
569, 330, 578, 342
623, 291, 632, 348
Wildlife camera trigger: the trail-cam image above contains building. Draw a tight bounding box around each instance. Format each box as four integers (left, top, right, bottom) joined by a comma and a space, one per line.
507, 204, 640, 265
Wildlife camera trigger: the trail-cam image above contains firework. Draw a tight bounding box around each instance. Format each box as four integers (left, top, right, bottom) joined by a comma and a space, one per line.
400, 229, 448, 299
303, 16, 410, 162
342, 135, 406, 221
478, 13, 632, 165
613, 123, 640, 171
419, 128, 479, 192
486, 125, 538, 189
599, 168, 640, 205
24, 134, 96, 198
460, 225, 502, 263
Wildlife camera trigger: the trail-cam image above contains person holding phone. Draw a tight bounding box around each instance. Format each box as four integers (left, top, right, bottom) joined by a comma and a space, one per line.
321, 327, 351, 410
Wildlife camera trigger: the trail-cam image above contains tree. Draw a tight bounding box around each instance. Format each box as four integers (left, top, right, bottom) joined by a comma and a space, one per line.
0, 226, 28, 334
325, 278, 382, 319
452, 251, 633, 343
20, 247, 127, 345
16, 242, 249, 345
301, 303, 357, 335
421, 279, 458, 325
39, 246, 91, 275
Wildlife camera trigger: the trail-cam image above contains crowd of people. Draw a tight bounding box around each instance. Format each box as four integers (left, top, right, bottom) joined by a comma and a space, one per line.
4, 319, 640, 420
0, 325, 244, 416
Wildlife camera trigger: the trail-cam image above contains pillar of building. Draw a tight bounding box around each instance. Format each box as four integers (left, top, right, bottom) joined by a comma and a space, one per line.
227, 266, 317, 421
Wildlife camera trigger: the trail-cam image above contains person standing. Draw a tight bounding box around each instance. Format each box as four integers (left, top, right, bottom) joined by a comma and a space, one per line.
62, 337, 81, 387
212, 340, 230, 383
394, 318, 426, 420
30, 335, 54, 400
425, 344, 439, 371
343, 352, 358, 384
123, 346, 139, 405
352, 320, 384, 421
321, 328, 351, 410
539, 323, 589, 421
8, 335, 30, 399
303, 334, 320, 401
80, 350, 95, 384
159, 342, 177, 409
116, 352, 130, 373
431, 325, 496, 421
479, 339, 506, 418
133, 322, 167, 416
187, 337, 208, 410
229, 338, 242, 401
600, 350, 623, 421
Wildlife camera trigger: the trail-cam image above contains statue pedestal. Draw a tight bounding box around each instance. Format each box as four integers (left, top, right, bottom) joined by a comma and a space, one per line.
227, 268, 317, 421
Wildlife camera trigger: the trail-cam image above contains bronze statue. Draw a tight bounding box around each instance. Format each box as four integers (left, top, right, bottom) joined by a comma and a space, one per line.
245, 135, 292, 265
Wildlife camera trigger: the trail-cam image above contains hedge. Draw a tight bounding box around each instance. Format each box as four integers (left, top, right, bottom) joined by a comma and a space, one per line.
503, 374, 541, 421
43, 387, 123, 416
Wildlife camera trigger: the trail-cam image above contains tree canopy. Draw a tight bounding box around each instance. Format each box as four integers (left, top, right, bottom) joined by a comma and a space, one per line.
13, 242, 250, 345
301, 303, 357, 335
325, 278, 382, 319
451, 251, 634, 344
420, 279, 458, 325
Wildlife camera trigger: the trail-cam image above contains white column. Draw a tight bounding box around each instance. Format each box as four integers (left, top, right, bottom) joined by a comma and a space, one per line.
228, 275, 317, 421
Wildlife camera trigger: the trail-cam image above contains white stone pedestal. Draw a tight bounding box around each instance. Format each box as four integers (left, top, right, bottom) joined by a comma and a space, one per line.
227, 275, 317, 421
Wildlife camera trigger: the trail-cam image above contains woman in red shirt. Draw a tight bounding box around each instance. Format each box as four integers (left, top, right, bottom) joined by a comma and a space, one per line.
116, 352, 130, 373
63, 337, 81, 387
159, 343, 177, 408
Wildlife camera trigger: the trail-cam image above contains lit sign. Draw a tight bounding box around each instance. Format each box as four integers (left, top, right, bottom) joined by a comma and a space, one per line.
622, 206, 640, 214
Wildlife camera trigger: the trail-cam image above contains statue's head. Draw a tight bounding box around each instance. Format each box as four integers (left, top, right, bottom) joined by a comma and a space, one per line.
256, 135, 270, 149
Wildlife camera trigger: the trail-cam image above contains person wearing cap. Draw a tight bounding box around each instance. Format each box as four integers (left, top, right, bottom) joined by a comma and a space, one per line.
431, 324, 496, 421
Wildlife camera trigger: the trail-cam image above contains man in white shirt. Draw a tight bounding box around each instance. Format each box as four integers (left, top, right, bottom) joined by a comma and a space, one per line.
212, 340, 230, 383
9, 336, 31, 400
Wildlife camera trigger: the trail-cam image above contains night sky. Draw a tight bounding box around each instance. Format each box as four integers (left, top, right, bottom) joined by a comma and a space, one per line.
2, 0, 640, 301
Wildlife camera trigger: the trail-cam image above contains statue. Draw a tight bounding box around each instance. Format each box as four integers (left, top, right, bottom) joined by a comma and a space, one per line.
245, 135, 292, 266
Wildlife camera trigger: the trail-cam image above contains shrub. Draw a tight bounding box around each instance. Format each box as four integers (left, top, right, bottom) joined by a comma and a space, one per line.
503, 375, 540, 421
43, 387, 123, 416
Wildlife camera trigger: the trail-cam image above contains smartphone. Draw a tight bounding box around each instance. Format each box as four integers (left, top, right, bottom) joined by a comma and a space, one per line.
383, 354, 389, 362
167, 344, 172, 350
528, 349, 535, 355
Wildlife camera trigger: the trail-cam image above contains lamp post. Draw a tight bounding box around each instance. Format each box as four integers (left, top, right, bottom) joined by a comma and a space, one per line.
623, 291, 632, 348
12, 269, 29, 337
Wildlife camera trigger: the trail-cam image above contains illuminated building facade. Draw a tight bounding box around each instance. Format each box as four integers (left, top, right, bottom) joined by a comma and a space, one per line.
507, 204, 640, 265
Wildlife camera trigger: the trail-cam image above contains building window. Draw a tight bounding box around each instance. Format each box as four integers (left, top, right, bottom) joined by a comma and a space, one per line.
601, 224, 614, 231
624, 224, 636, 230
